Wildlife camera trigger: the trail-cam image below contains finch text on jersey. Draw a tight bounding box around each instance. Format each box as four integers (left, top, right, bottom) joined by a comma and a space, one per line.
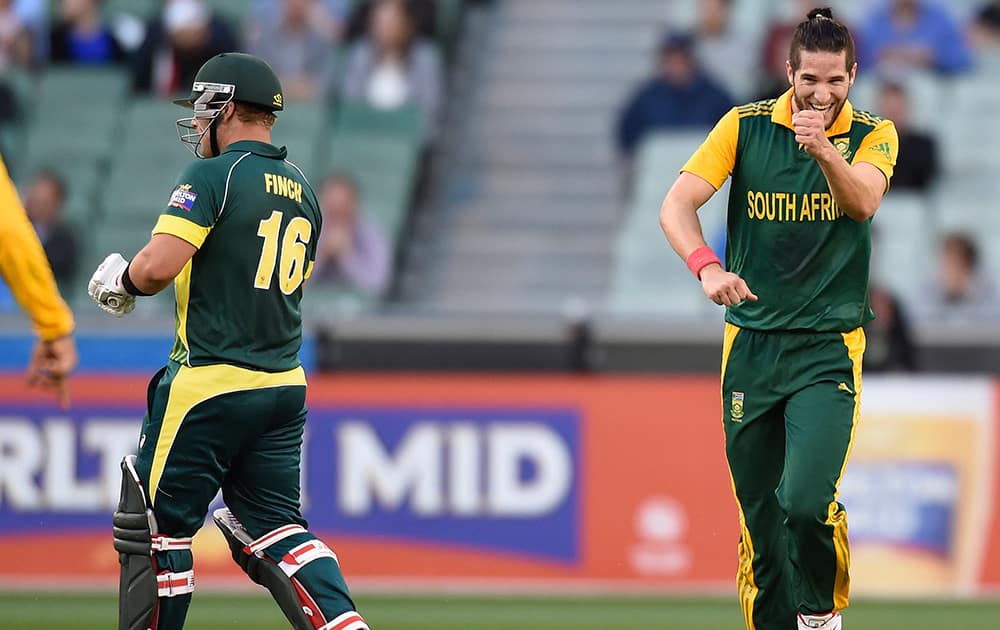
746, 190, 844, 222
264, 173, 303, 203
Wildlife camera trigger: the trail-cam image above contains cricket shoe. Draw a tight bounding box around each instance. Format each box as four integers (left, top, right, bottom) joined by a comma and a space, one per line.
797, 611, 842, 629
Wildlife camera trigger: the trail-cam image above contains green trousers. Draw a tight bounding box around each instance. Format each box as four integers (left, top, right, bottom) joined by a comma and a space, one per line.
132, 360, 358, 630
721, 324, 864, 630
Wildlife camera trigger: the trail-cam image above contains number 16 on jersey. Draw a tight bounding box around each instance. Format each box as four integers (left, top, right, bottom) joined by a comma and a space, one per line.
254, 210, 312, 294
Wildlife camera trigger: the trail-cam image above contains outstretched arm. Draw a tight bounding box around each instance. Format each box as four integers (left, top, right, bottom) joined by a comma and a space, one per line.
0, 161, 76, 405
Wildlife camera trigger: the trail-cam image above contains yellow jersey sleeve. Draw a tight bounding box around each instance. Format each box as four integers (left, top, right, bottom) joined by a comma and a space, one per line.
152, 214, 212, 249
0, 158, 74, 340
853, 119, 898, 189
680, 107, 739, 190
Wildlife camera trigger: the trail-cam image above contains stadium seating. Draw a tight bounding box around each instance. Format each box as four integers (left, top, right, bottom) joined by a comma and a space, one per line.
870, 192, 935, 307
14, 67, 129, 229
272, 101, 332, 182
101, 98, 192, 235
322, 103, 425, 244
103, 0, 158, 19
607, 131, 728, 318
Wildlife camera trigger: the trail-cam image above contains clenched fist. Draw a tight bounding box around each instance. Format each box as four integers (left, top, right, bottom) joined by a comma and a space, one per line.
700, 264, 759, 306
792, 109, 831, 158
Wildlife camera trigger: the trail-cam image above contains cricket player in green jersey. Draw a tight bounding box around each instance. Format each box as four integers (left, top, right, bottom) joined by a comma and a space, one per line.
660, 9, 898, 630
88, 53, 368, 630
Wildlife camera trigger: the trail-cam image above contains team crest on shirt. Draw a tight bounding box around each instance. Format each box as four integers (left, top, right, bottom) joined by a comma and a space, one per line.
731, 391, 745, 422
832, 137, 853, 160
168, 184, 198, 212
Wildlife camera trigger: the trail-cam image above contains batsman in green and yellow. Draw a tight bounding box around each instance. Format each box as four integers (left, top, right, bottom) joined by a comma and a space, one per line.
660, 9, 898, 630
88, 52, 368, 630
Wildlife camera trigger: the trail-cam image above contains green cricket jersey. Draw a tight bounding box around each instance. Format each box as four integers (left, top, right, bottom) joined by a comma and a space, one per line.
682, 89, 898, 332
151, 140, 321, 372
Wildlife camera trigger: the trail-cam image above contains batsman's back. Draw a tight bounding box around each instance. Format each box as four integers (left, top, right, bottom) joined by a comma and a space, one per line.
161, 142, 321, 372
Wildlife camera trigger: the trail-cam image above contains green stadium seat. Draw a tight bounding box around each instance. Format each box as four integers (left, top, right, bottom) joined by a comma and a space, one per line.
319, 103, 425, 245
608, 132, 726, 318
204, 0, 251, 29
0, 68, 34, 171
301, 284, 375, 320
11, 152, 103, 227
103, 0, 159, 20
436, 0, 465, 57
324, 143, 420, 240
34, 67, 129, 122
20, 68, 129, 190
272, 101, 332, 183
332, 102, 425, 139
103, 98, 194, 221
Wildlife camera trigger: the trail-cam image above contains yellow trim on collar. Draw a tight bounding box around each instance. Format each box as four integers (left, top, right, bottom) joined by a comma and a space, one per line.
771, 88, 854, 136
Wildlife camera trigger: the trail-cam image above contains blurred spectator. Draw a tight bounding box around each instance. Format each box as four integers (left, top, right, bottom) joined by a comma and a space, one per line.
132, 0, 239, 96
338, 0, 443, 134
754, 0, 813, 101
50, 0, 127, 65
343, 0, 437, 42
252, 0, 351, 25
311, 173, 391, 297
247, 0, 338, 101
865, 282, 918, 372
877, 80, 938, 192
0, 0, 34, 71
919, 232, 999, 321
693, 0, 756, 101
971, 0, 1000, 47
23, 169, 77, 287
616, 31, 733, 157
858, 0, 973, 75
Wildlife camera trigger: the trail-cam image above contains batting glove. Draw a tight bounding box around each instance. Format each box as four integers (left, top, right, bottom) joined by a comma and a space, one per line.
88, 253, 136, 317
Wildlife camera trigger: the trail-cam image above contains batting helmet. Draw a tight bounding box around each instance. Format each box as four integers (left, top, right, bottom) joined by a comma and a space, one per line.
175, 52, 284, 158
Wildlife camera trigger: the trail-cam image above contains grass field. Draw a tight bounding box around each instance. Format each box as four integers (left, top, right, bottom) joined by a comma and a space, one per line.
3, 593, 1000, 629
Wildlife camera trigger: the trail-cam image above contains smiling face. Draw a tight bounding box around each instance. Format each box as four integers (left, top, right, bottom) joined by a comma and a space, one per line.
787, 48, 856, 129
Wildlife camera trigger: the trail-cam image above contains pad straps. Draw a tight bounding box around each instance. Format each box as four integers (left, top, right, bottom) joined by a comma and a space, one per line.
156, 570, 195, 598
150, 535, 193, 552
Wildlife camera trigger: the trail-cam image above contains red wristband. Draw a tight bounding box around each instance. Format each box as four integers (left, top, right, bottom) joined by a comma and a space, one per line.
686, 246, 722, 280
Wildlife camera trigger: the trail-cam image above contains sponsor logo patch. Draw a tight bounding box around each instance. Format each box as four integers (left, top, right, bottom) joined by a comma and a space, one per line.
168, 184, 198, 212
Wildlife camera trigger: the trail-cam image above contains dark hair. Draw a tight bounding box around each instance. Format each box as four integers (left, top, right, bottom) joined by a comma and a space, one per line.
789, 7, 856, 72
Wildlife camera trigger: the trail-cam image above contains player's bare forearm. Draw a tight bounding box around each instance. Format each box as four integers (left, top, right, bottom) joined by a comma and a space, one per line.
661, 172, 757, 305
129, 234, 198, 294
794, 109, 884, 221
812, 144, 883, 222
659, 172, 717, 259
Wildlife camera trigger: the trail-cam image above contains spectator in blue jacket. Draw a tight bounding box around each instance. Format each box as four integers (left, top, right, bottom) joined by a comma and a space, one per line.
858, 0, 973, 75
616, 31, 734, 157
